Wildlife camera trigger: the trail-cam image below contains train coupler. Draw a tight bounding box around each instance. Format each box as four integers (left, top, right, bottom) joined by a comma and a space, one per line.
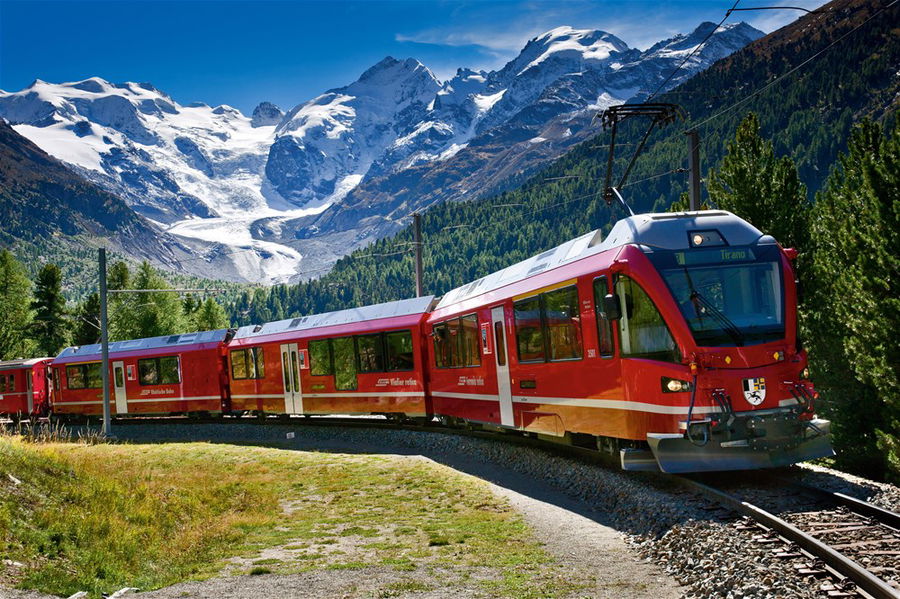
641, 411, 833, 473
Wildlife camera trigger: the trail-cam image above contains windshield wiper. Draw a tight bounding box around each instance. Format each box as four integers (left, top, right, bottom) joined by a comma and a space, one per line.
682, 268, 745, 347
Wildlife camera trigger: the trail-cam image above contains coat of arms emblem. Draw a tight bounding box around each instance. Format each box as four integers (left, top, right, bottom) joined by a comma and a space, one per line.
742, 377, 766, 406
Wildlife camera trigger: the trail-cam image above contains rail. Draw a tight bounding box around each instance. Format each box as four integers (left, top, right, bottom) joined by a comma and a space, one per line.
673, 476, 900, 599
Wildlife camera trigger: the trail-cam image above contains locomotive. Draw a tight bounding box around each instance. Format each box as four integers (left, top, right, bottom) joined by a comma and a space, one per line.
3, 210, 833, 473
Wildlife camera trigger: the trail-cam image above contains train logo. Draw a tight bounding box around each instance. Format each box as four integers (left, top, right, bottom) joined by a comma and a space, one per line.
742, 377, 767, 406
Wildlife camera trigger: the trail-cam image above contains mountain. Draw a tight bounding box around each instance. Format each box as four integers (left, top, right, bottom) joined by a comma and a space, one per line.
219, 0, 899, 323
295, 22, 761, 240
0, 118, 179, 262
0, 21, 762, 284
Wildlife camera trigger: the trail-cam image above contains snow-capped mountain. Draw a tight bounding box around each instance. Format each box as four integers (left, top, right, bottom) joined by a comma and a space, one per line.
0, 21, 762, 284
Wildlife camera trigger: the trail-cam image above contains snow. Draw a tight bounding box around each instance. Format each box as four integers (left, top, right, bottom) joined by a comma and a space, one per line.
519, 26, 626, 74
473, 89, 506, 113
13, 122, 108, 170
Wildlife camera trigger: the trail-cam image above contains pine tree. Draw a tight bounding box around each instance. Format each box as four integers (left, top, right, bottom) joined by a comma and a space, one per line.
72, 293, 101, 346
111, 261, 187, 340
806, 117, 900, 481
190, 297, 229, 331
30, 263, 70, 356
0, 250, 34, 359
707, 113, 810, 250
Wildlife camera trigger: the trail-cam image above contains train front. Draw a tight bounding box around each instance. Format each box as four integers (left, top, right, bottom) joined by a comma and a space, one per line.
610, 211, 833, 473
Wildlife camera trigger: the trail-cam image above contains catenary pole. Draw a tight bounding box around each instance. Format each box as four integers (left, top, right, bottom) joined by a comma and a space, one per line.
413, 213, 424, 297
98, 248, 111, 437
686, 129, 701, 210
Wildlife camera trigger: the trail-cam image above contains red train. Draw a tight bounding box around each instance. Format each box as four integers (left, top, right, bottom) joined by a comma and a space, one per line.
3, 210, 833, 473
0, 358, 53, 419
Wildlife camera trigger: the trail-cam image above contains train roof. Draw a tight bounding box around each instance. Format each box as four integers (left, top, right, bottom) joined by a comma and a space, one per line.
436, 210, 767, 310
0, 357, 53, 371
54, 329, 230, 363
233, 295, 436, 341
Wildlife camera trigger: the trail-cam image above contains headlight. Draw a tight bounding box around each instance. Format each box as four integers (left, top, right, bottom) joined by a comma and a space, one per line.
800, 367, 810, 380
662, 377, 692, 393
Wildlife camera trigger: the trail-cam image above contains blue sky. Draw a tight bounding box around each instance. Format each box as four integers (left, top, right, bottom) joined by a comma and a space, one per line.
0, 0, 825, 115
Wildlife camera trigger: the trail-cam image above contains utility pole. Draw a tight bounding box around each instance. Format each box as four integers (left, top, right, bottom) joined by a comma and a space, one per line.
686, 129, 701, 211
98, 248, 111, 437
413, 212, 424, 297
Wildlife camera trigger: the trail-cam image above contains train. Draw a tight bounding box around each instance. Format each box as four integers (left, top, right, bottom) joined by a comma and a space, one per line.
0, 210, 834, 473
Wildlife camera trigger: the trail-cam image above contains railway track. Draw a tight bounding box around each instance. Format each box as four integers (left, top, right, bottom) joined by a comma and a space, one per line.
676, 474, 900, 599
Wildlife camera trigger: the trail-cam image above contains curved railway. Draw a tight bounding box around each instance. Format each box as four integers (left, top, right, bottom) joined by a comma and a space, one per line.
675, 474, 900, 599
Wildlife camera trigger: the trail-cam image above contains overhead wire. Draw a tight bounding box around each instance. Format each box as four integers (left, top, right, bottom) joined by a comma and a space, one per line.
646, 0, 742, 101
690, 0, 899, 131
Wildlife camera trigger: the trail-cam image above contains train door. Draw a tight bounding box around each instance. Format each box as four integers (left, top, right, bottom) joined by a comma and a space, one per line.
112, 361, 128, 414
280, 343, 303, 414
490, 306, 514, 427
25, 369, 33, 414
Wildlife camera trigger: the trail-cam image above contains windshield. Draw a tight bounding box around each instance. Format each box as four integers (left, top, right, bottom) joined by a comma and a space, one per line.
649, 246, 785, 347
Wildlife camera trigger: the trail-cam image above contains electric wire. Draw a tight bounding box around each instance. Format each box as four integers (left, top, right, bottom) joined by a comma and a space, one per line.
691, 0, 898, 130
646, 0, 741, 101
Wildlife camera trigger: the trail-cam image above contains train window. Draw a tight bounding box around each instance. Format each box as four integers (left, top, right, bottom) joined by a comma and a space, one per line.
138, 356, 181, 386
433, 315, 480, 368
615, 276, 680, 363
494, 322, 506, 366
460, 315, 481, 367
66, 363, 102, 389
281, 352, 290, 389
385, 330, 414, 371
231, 348, 265, 380
357, 334, 385, 373
231, 350, 248, 379
545, 286, 582, 361
309, 340, 333, 376
514, 296, 546, 363
0, 374, 6, 392
332, 337, 357, 390
593, 277, 615, 358
66, 366, 85, 389
114, 367, 124, 388
433, 323, 452, 368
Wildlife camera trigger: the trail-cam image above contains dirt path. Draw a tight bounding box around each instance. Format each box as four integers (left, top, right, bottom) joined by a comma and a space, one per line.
132, 450, 682, 599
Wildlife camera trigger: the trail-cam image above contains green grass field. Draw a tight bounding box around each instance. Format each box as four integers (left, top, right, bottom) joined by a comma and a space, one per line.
0, 434, 578, 598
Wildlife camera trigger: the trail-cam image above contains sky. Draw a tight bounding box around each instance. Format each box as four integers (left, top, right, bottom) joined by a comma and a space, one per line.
0, 0, 827, 115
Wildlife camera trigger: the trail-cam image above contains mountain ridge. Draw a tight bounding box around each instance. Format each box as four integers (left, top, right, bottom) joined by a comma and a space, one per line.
0, 20, 763, 283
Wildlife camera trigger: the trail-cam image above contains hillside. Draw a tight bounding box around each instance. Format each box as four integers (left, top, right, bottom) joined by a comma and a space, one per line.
224, 0, 899, 322
0, 120, 250, 297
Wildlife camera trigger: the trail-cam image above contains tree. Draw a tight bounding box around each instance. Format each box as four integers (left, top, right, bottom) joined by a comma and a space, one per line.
190, 297, 229, 331
30, 263, 70, 356
707, 113, 810, 250
111, 261, 187, 341
806, 117, 900, 481
0, 250, 34, 359
72, 292, 101, 346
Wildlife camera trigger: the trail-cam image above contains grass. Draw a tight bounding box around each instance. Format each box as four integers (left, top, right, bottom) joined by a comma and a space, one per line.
0, 434, 576, 598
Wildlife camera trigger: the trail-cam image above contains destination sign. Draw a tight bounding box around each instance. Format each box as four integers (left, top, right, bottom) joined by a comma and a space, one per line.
674, 247, 756, 266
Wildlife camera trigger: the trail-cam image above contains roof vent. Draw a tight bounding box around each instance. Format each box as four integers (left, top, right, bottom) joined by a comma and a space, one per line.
535, 248, 555, 262
252, 325, 263, 333
167, 335, 180, 344
527, 263, 548, 276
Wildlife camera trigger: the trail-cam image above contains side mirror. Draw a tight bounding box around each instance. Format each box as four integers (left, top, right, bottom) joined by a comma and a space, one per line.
603, 294, 622, 320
